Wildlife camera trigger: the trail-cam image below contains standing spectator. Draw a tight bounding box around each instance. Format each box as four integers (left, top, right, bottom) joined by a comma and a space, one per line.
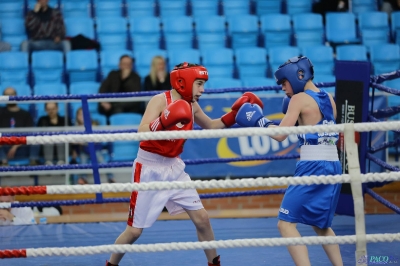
98, 55, 143, 121
37, 102, 70, 165
0, 88, 38, 166
21, 0, 70, 54
0, 195, 35, 226
144, 56, 171, 91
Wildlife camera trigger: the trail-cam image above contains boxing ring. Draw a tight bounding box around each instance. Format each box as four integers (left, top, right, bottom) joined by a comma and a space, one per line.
1, 68, 400, 265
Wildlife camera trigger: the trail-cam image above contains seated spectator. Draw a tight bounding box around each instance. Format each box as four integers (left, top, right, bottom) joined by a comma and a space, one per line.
21, 0, 71, 54
0, 88, 39, 166
0, 195, 35, 225
313, 0, 348, 17
37, 102, 71, 165
0, 41, 11, 52
381, 0, 400, 14
98, 55, 143, 122
71, 107, 114, 184
144, 56, 171, 91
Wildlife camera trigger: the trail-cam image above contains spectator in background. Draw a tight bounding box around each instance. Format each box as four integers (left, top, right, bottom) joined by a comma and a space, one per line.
0, 88, 38, 166
0, 195, 35, 226
21, 0, 70, 54
144, 56, 171, 91
381, 0, 400, 14
37, 102, 71, 165
313, 0, 348, 17
98, 55, 143, 122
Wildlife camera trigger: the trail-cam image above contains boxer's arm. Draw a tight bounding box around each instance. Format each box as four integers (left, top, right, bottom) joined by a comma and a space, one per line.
193, 101, 226, 129
138, 95, 165, 133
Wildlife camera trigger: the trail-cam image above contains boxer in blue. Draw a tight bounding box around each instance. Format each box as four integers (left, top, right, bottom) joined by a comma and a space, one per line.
235, 56, 343, 266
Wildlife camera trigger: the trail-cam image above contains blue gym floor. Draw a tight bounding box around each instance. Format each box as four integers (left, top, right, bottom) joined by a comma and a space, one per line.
1, 214, 399, 266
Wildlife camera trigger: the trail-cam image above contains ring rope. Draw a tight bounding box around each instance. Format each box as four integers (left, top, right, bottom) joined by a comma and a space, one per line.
365, 188, 400, 214
366, 153, 400, 172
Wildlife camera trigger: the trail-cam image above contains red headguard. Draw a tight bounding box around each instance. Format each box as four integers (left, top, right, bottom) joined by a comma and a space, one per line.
170, 62, 208, 102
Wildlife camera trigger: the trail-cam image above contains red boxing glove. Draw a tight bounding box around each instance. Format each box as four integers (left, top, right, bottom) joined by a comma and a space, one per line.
149, 99, 192, 131
221, 92, 264, 127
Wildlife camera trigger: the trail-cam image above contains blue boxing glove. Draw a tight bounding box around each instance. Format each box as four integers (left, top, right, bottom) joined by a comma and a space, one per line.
282, 96, 291, 114
235, 103, 274, 128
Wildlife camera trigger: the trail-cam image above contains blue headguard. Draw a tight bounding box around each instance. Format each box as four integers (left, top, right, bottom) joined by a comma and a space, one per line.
274, 56, 314, 95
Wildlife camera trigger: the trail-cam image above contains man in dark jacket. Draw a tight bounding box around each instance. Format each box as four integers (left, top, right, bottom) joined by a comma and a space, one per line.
98, 55, 143, 120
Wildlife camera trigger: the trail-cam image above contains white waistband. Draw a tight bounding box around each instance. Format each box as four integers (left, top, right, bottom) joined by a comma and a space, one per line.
300, 145, 339, 161
136, 148, 178, 166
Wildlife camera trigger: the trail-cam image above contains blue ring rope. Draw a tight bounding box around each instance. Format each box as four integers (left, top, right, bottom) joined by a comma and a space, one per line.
365, 188, 400, 214
366, 153, 400, 172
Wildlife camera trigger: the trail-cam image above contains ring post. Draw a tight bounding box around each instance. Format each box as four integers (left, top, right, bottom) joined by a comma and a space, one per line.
81, 96, 103, 201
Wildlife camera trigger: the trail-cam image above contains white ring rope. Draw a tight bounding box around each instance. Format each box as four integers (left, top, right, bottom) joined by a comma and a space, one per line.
19, 121, 400, 145
25, 233, 400, 257
45, 172, 400, 194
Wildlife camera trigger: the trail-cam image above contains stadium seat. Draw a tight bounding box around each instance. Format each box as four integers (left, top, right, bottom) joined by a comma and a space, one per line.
351, 0, 377, 14
191, 0, 219, 17
167, 49, 200, 70
100, 50, 133, 79
96, 17, 128, 51
65, 17, 95, 39
201, 48, 234, 78
126, 0, 155, 17
66, 50, 98, 83
31, 51, 64, 84
391, 11, 400, 44
383, 78, 400, 90
370, 44, 400, 75
109, 113, 142, 161
227, 15, 259, 49
268, 46, 301, 74
158, 0, 187, 17
69, 81, 101, 117
260, 14, 291, 48
93, 0, 123, 17
241, 77, 279, 94
0, 1, 24, 19
194, 16, 226, 50
0, 83, 31, 111
292, 13, 324, 48
222, 0, 250, 17
302, 45, 334, 76
134, 49, 167, 78
336, 45, 368, 61
28, 0, 58, 9
60, 0, 91, 18
286, 0, 312, 15
33, 83, 68, 120
325, 12, 359, 44
0, 18, 26, 51
0, 52, 29, 84
358, 12, 390, 48
387, 94, 400, 154
206, 78, 242, 90
255, 0, 281, 15
162, 16, 194, 50
235, 47, 267, 78
129, 17, 161, 50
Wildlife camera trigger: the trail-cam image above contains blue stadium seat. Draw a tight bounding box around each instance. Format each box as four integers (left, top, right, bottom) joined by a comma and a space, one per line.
167, 49, 200, 70
241, 77, 279, 94
69, 81, 101, 117
302, 45, 334, 76
28, 0, 58, 9
325, 12, 359, 44
65, 17, 95, 39
129, 17, 161, 50
0, 52, 28, 84
227, 15, 259, 49
109, 113, 142, 161
260, 14, 291, 48
268, 46, 301, 74
0, 83, 31, 111
206, 78, 242, 90
370, 44, 400, 75
391, 11, 400, 44
286, 0, 312, 15
358, 12, 389, 48
93, 0, 123, 17
255, 0, 281, 15
201, 48, 234, 78
162, 16, 194, 50
96, 17, 128, 51
191, 0, 219, 17
33, 83, 68, 120
158, 0, 187, 17
383, 78, 400, 90
387, 94, 400, 154
66, 50, 98, 83
222, 0, 250, 17
352, 0, 377, 14
292, 13, 324, 48
61, 0, 91, 18
235, 47, 267, 78
0, 18, 26, 51
0, 1, 24, 18
134, 49, 167, 78
31, 51, 64, 84
336, 45, 368, 61
312, 74, 336, 83
194, 16, 226, 50
126, 0, 155, 17
100, 50, 133, 79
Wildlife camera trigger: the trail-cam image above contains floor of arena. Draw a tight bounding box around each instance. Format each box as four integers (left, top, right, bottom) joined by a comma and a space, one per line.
1, 214, 399, 266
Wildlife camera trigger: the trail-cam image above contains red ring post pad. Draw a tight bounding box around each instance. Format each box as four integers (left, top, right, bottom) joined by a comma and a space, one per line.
0, 136, 27, 145
0, 249, 27, 259
0, 186, 47, 196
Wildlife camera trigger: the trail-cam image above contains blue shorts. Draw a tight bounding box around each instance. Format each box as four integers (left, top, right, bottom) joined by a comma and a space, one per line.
278, 160, 342, 229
